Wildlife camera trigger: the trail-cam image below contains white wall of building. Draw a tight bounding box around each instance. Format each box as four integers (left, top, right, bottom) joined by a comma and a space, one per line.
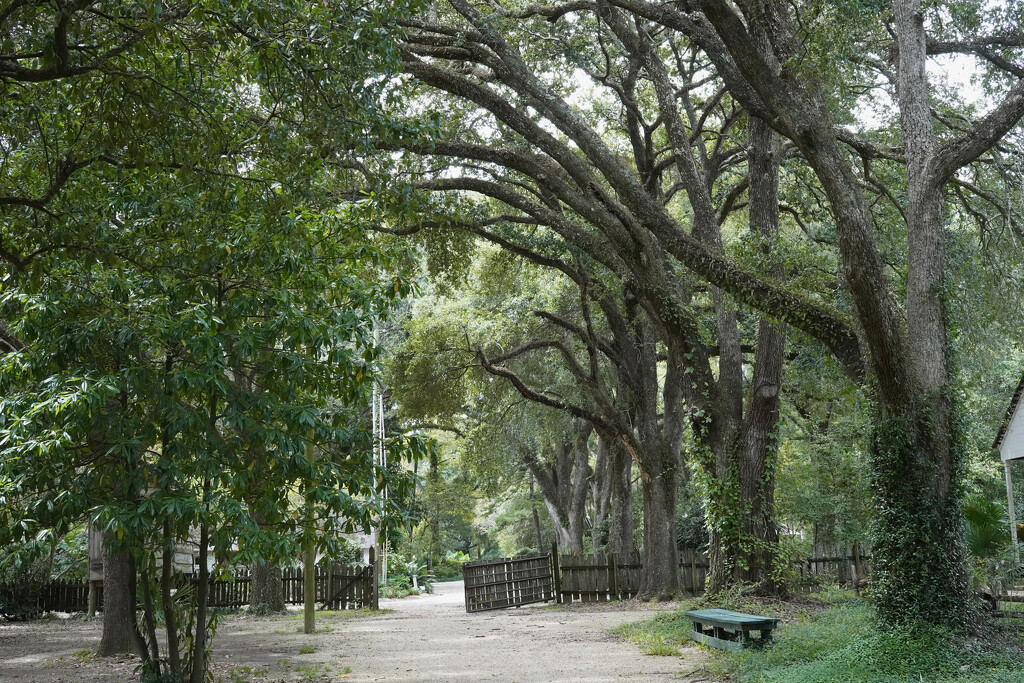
1000, 397, 1024, 462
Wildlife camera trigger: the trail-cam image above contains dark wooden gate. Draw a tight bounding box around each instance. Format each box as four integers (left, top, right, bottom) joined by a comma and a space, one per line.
322, 563, 377, 610
461, 553, 554, 613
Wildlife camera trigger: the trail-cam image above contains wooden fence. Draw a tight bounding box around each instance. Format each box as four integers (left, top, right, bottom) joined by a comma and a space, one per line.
556, 543, 872, 604
462, 553, 554, 612
206, 569, 251, 608
556, 551, 642, 602
281, 565, 376, 609
1, 561, 376, 617
0, 579, 99, 617
322, 563, 376, 610
798, 542, 872, 587
679, 548, 710, 596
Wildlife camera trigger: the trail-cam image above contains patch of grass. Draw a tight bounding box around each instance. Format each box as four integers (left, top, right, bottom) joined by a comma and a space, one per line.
72, 649, 98, 663
722, 597, 874, 677
273, 623, 335, 635
299, 644, 316, 654
295, 663, 329, 680
274, 658, 290, 669
283, 611, 334, 621
612, 611, 694, 656
720, 596, 1024, 682
615, 589, 1024, 682
221, 665, 269, 683
338, 665, 352, 674
282, 608, 390, 621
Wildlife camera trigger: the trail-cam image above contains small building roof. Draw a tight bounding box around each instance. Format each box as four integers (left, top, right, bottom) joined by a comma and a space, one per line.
994, 371, 1024, 461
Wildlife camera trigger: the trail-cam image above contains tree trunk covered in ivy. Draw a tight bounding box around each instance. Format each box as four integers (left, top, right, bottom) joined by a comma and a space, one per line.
866, 0, 967, 626
735, 114, 785, 593
667, 0, 1001, 626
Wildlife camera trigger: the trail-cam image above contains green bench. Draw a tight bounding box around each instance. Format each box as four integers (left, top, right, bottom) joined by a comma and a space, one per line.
685, 608, 779, 651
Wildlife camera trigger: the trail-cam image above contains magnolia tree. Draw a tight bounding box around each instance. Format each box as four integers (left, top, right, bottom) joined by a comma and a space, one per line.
0, 0, 429, 679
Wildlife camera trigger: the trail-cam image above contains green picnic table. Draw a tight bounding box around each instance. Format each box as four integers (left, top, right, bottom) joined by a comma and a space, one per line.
685, 608, 779, 651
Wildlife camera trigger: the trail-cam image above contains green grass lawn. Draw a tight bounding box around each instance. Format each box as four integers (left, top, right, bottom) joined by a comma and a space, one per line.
614, 591, 1024, 682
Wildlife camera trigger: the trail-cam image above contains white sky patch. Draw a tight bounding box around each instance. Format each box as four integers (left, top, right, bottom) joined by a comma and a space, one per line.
853, 52, 995, 132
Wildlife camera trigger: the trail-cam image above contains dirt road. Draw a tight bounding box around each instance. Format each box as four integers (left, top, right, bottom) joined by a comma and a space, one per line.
331, 581, 706, 682
0, 581, 708, 682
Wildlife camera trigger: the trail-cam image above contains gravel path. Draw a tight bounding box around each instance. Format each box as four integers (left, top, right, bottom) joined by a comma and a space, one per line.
335, 581, 708, 682
0, 581, 709, 682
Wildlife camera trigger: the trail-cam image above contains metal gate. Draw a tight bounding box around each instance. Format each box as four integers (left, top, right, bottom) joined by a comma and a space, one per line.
461, 553, 554, 612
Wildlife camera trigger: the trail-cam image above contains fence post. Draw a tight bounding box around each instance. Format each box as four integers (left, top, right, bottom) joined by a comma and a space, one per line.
369, 546, 379, 610
609, 552, 619, 601
690, 550, 698, 595
852, 542, 862, 594
550, 541, 561, 604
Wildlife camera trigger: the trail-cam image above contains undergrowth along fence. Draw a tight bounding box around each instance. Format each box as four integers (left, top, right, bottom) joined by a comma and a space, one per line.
799, 542, 872, 587
0, 561, 376, 617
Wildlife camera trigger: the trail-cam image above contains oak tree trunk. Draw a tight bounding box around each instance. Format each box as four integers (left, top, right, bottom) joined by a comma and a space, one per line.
605, 438, 635, 556
637, 452, 680, 599
736, 114, 786, 594
529, 425, 592, 552
529, 474, 545, 554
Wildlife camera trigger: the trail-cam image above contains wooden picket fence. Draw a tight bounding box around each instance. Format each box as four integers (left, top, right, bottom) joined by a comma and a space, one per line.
281, 565, 376, 609
462, 553, 554, 612
556, 543, 872, 604
0, 579, 99, 617
555, 548, 707, 604
205, 569, 251, 608
322, 563, 376, 610
679, 547, 711, 596
1, 562, 376, 616
798, 542, 872, 587
556, 551, 643, 602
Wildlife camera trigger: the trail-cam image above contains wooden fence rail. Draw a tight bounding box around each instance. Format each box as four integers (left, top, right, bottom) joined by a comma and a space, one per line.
557, 542, 873, 604
1, 562, 375, 617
